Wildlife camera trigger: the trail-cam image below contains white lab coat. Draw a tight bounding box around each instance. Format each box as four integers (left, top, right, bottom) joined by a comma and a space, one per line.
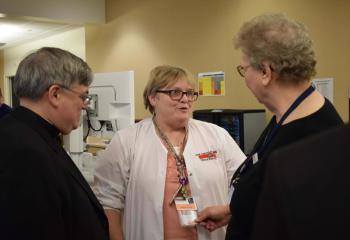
93, 118, 246, 240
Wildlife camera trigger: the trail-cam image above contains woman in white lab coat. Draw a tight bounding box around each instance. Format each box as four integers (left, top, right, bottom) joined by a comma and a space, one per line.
93, 65, 246, 240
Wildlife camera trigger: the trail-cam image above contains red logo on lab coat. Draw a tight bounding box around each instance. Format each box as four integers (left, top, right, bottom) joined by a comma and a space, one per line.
196, 151, 217, 161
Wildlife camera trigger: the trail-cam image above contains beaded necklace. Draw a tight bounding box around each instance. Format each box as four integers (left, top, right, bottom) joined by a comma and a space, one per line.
153, 117, 189, 204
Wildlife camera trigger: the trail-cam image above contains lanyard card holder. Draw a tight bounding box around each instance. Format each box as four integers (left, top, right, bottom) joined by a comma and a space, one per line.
174, 197, 198, 227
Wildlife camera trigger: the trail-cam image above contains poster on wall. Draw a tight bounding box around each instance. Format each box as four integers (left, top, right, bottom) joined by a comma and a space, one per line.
198, 71, 225, 96
312, 78, 333, 103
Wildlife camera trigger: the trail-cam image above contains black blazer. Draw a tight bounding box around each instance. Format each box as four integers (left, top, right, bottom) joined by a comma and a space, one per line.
252, 124, 350, 240
0, 107, 109, 240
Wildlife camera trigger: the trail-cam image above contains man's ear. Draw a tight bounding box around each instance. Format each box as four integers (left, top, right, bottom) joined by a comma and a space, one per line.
261, 62, 274, 86
47, 85, 60, 107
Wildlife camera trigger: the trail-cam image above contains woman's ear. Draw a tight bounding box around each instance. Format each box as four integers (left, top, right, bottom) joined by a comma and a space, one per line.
47, 85, 60, 107
261, 62, 274, 86
148, 94, 157, 107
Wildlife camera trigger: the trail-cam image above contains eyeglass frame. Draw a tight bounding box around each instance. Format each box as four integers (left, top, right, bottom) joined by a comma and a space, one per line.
237, 64, 274, 78
156, 89, 199, 101
236, 64, 252, 78
57, 84, 92, 104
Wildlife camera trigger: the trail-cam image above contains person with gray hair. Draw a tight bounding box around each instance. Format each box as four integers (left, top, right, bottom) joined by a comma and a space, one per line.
0, 47, 109, 240
195, 13, 343, 240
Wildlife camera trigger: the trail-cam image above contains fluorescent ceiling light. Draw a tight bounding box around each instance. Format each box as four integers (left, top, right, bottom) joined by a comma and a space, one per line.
0, 24, 23, 41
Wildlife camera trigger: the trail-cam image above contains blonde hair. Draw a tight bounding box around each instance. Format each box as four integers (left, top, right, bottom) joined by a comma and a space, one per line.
143, 65, 194, 114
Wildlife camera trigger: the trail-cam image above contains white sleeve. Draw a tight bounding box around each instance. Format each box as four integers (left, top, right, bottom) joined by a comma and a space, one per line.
92, 131, 131, 210
220, 128, 246, 186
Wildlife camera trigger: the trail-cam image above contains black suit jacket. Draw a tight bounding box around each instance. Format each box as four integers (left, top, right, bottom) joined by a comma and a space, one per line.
0, 107, 109, 240
252, 124, 350, 240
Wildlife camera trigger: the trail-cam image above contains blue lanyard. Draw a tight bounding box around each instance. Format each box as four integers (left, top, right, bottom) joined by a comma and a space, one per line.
257, 85, 315, 156
230, 85, 315, 186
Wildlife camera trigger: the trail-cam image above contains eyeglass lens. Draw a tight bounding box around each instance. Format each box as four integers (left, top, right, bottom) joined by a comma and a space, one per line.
237, 65, 245, 77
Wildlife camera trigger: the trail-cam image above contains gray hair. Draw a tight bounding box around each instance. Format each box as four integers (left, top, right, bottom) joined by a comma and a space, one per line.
14, 47, 92, 100
234, 13, 316, 84
143, 65, 193, 114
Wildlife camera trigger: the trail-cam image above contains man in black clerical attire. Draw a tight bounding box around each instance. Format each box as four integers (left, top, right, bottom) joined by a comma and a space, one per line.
0, 47, 109, 240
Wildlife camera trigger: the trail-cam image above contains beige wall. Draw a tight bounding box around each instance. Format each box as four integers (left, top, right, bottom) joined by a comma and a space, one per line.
86, 0, 350, 121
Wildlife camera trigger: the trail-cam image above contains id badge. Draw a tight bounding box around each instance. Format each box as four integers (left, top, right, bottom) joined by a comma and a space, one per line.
252, 152, 259, 165
228, 185, 234, 201
174, 197, 198, 227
